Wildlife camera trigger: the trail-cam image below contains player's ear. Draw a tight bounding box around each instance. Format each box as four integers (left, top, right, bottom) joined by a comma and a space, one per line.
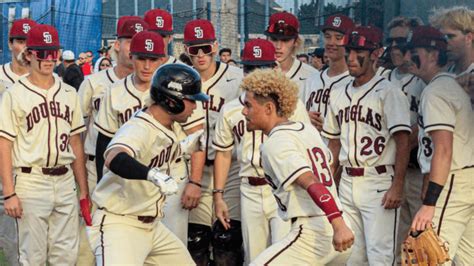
370, 48, 383, 61
212, 41, 218, 54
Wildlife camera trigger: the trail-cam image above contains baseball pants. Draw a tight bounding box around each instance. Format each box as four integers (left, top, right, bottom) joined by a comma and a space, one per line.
14, 166, 80, 265
339, 171, 400, 266
432, 167, 473, 265
0, 182, 19, 266
250, 215, 352, 265
240, 178, 290, 265
87, 209, 194, 265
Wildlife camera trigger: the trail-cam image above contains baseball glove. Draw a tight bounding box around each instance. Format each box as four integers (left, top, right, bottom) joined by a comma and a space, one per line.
401, 224, 450, 266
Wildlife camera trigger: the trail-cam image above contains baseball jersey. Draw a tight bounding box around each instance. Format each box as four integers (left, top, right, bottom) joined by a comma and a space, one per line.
286, 59, 319, 100
303, 68, 352, 118
377, 66, 391, 77
78, 67, 119, 155
0, 76, 85, 167
417, 73, 474, 174
202, 62, 243, 161
261, 122, 341, 221
386, 68, 426, 126
0, 62, 25, 88
322, 75, 411, 168
212, 93, 311, 178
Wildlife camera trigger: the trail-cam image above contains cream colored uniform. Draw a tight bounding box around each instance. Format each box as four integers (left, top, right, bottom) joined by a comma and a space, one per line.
0, 76, 86, 265
285, 59, 319, 100
452, 63, 474, 108
88, 110, 194, 265
251, 122, 351, 265
417, 73, 474, 265
189, 62, 243, 226
212, 93, 310, 263
0, 62, 25, 89
322, 75, 411, 265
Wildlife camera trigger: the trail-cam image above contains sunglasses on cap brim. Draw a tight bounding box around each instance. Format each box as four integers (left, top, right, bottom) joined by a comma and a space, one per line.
30, 49, 60, 61
343, 34, 379, 50
187, 44, 214, 56
385, 37, 408, 47
243, 63, 276, 74
266, 22, 298, 38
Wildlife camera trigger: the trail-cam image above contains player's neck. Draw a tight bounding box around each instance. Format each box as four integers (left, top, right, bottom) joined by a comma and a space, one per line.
198, 61, 217, 83
353, 71, 375, 87
27, 71, 55, 90
132, 74, 150, 92
114, 64, 133, 80
420, 67, 443, 84
453, 50, 473, 74
279, 56, 295, 73
10, 58, 29, 76
264, 117, 288, 136
327, 58, 347, 77
147, 105, 173, 129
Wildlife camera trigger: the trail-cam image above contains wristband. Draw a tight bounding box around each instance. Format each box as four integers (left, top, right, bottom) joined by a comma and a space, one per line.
188, 180, 202, 188
3, 192, 17, 201
423, 181, 444, 206
307, 183, 342, 223
212, 189, 225, 194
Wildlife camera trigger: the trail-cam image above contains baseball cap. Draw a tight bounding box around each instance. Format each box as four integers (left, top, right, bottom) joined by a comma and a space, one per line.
241, 39, 276, 66
343, 26, 383, 50
9, 18, 37, 39
264, 12, 299, 40
144, 9, 173, 35
322, 14, 354, 34
183, 19, 216, 45
406, 26, 447, 51
130, 31, 166, 58
27, 24, 61, 50
117, 18, 149, 39
116, 16, 141, 35
62, 50, 75, 60
309, 47, 325, 58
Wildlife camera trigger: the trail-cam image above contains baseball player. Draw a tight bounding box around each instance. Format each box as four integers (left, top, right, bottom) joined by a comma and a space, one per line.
264, 12, 318, 101
404, 26, 474, 265
87, 64, 208, 265
0, 24, 90, 265
303, 14, 354, 131
322, 26, 412, 265
384, 16, 427, 263
0, 18, 36, 266
182, 19, 243, 265
237, 69, 354, 265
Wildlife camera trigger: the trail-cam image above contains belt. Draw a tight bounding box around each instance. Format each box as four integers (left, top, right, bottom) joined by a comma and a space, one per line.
137, 216, 156, 224
88, 155, 95, 161
20, 166, 68, 176
205, 159, 214, 167
247, 176, 268, 186
345, 165, 387, 177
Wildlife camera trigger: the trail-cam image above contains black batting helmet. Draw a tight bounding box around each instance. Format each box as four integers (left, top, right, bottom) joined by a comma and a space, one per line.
151, 64, 209, 114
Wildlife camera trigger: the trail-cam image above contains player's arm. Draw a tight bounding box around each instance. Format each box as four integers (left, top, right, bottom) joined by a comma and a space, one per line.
409, 124, 419, 151
95, 132, 112, 182
327, 139, 341, 184
0, 137, 22, 218
70, 134, 89, 199
181, 124, 205, 210
213, 149, 232, 229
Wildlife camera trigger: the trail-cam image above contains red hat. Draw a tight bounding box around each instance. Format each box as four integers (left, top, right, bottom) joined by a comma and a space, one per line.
322, 14, 354, 34
183, 19, 216, 45
343, 26, 383, 50
117, 18, 149, 39
406, 26, 447, 51
26, 24, 61, 50
241, 39, 276, 65
264, 12, 299, 40
130, 31, 166, 58
9, 18, 37, 39
144, 9, 173, 35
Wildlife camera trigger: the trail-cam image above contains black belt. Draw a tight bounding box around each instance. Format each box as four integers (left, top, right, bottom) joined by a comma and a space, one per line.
205, 159, 214, 167
88, 155, 95, 161
20, 166, 68, 176
345, 165, 388, 177
137, 216, 156, 224
247, 176, 268, 186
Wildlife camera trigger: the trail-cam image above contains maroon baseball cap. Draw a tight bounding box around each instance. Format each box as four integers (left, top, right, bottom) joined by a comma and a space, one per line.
9, 18, 37, 39
116, 16, 141, 36
264, 12, 299, 40
144, 9, 173, 35
322, 14, 354, 34
343, 26, 383, 50
406, 26, 447, 51
117, 18, 149, 39
241, 39, 276, 65
130, 31, 165, 58
183, 19, 216, 45
26, 24, 61, 50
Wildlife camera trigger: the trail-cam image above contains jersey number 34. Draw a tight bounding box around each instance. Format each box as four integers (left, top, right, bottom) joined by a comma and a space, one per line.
306, 147, 333, 187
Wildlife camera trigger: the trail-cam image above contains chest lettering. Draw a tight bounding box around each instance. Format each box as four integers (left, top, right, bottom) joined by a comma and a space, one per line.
202, 95, 225, 113
93, 98, 101, 111
306, 88, 330, 110
336, 105, 382, 131
232, 120, 245, 143
118, 105, 141, 125
409, 95, 419, 113
148, 146, 173, 168
26, 101, 72, 132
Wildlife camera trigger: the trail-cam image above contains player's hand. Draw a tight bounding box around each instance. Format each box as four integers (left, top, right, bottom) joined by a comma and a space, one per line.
180, 129, 205, 158
382, 182, 403, 209
214, 198, 231, 230
456, 72, 474, 94
420, 174, 430, 201
411, 205, 435, 232
181, 182, 201, 210
331, 217, 354, 252
147, 168, 178, 195
79, 196, 93, 226
4, 194, 22, 218
308, 111, 323, 131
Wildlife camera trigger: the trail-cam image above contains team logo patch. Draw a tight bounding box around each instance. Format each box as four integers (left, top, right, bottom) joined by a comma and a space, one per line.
156, 16, 164, 28
194, 27, 203, 38
278, 19, 285, 24
332, 17, 342, 27
43, 32, 52, 44
253, 46, 262, 58
145, 39, 154, 51
135, 23, 144, 32
319, 194, 332, 203
22, 23, 31, 34
168, 81, 183, 91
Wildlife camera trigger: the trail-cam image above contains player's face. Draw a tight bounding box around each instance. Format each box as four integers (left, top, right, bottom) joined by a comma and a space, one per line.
27, 49, 58, 76
161, 34, 172, 54
187, 42, 217, 72
220, 52, 231, 63
174, 99, 197, 123
323, 30, 345, 61
440, 26, 472, 63
8, 39, 27, 61
116, 38, 133, 68
311, 56, 323, 70
388, 26, 410, 67
132, 55, 164, 83
346, 48, 372, 77
403, 48, 431, 77
242, 92, 267, 131
268, 37, 296, 63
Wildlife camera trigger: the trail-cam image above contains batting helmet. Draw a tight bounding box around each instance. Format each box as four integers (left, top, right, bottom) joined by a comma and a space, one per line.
151, 64, 209, 114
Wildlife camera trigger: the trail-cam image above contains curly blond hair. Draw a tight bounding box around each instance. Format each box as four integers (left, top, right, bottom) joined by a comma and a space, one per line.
240, 69, 298, 118
430, 6, 474, 41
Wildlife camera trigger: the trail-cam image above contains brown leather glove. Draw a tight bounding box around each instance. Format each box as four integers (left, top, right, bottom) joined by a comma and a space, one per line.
401, 224, 450, 266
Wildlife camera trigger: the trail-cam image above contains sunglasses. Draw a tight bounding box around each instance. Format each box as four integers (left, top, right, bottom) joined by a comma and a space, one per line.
343, 34, 378, 50
243, 63, 275, 74
386, 37, 407, 47
187, 44, 213, 56
267, 22, 297, 37
100, 64, 111, 67
79, 57, 85, 60
31, 50, 59, 61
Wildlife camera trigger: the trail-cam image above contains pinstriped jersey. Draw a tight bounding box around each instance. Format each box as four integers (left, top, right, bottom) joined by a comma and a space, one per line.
0, 76, 85, 167
322, 75, 411, 168
303, 69, 351, 118
417, 73, 474, 174
212, 93, 311, 178
202, 62, 243, 161
262, 122, 341, 221
285, 59, 319, 100
78, 67, 119, 155
92, 110, 184, 217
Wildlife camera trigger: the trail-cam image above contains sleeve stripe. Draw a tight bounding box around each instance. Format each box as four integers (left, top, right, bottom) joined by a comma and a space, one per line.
94, 122, 116, 136
107, 143, 137, 158
388, 124, 411, 132
321, 130, 340, 136
424, 123, 455, 130
181, 116, 205, 127
70, 125, 86, 134
281, 166, 312, 188
0, 130, 16, 138
212, 140, 234, 149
